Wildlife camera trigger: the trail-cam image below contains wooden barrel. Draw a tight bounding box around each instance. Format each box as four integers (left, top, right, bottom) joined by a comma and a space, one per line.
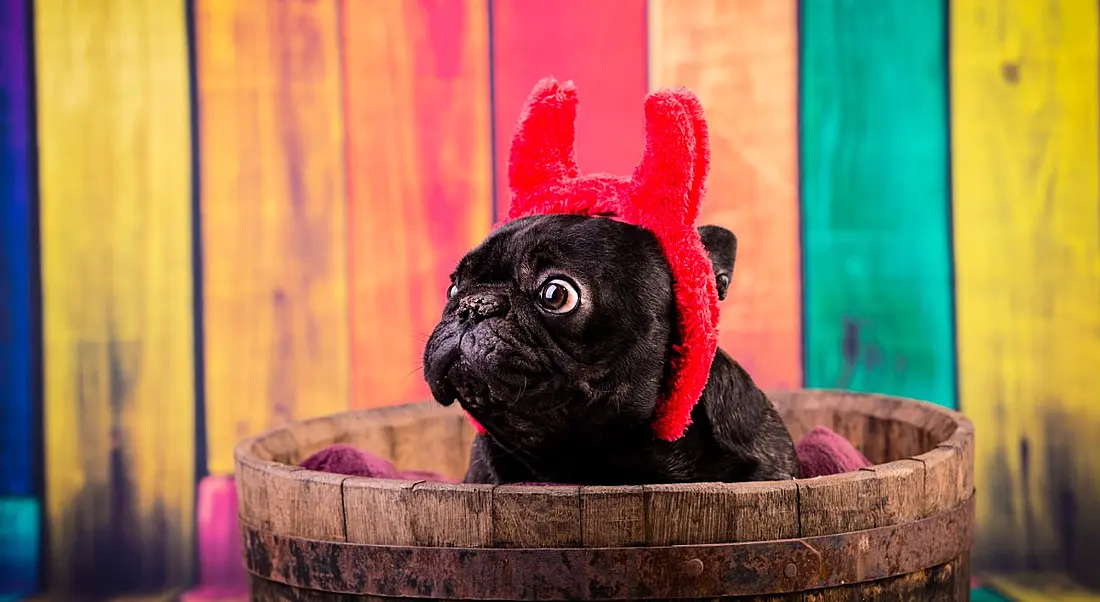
235, 390, 974, 601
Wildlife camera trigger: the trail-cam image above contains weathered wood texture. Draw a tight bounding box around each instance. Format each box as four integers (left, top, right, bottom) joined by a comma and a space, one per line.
195, 0, 350, 476
0, 1, 40, 595
235, 391, 974, 600
801, 0, 955, 408
35, 0, 196, 594
648, 0, 802, 390
247, 560, 971, 602
343, 0, 492, 411
951, 0, 1100, 586
490, 0, 648, 221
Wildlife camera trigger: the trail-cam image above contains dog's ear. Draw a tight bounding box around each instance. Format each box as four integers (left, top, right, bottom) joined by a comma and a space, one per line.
698, 225, 736, 300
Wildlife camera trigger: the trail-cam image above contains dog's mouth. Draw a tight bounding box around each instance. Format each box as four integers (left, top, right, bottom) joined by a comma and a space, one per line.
426, 326, 546, 414
446, 359, 495, 409
435, 363, 460, 407
427, 350, 488, 410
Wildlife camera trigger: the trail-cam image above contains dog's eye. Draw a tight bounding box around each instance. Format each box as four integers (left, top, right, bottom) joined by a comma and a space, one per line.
537, 278, 579, 314
447, 284, 458, 299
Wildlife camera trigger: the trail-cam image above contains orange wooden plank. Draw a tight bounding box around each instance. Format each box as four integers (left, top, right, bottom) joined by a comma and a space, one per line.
195, 0, 350, 475
648, 0, 802, 388
491, 0, 648, 222
342, 0, 492, 409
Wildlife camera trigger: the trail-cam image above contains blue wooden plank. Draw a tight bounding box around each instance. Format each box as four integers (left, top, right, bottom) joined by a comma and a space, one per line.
0, 2, 40, 596
800, 0, 956, 408
0, 0, 36, 495
0, 498, 40, 598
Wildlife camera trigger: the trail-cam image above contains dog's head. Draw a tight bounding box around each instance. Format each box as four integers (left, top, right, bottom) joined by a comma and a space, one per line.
422, 215, 736, 450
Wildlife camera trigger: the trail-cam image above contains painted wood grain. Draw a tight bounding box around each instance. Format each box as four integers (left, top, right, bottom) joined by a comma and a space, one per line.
491, 0, 647, 221
648, 0, 801, 389
35, 0, 195, 594
800, 0, 955, 407
0, 0, 35, 501
195, 0, 350, 475
342, 0, 492, 410
951, 0, 1100, 583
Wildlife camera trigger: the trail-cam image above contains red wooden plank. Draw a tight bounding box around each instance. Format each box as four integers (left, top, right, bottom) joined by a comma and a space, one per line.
491, 0, 648, 220
343, 0, 493, 409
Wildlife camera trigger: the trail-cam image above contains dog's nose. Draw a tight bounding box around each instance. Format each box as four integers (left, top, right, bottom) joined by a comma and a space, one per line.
457, 292, 509, 322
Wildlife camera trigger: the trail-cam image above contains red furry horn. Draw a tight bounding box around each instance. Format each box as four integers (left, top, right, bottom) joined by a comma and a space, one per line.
666, 89, 709, 224
629, 89, 706, 226
507, 77, 579, 219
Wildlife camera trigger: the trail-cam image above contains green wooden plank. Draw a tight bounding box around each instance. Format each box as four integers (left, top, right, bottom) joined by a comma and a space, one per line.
800, 0, 955, 408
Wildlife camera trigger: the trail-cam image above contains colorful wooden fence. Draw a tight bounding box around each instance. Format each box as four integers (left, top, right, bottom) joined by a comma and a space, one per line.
0, 0, 1098, 599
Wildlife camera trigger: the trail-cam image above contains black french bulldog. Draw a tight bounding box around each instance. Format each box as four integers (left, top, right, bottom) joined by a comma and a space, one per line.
422, 214, 800, 485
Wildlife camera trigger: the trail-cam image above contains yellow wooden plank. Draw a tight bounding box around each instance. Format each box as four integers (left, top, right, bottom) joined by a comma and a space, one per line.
951, 0, 1100, 581
35, 0, 195, 594
195, 0, 350, 475
984, 573, 1100, 602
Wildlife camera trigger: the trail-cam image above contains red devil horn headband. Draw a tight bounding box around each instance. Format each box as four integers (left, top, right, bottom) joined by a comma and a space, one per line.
503, 77, 720, 441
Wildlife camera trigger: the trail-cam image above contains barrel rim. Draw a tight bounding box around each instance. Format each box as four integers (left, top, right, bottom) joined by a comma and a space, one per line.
233, 388, 973, 498
233, 389, 975, 550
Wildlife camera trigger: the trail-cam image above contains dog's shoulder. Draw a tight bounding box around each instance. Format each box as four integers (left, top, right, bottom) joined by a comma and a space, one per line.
691, 349, 800, 480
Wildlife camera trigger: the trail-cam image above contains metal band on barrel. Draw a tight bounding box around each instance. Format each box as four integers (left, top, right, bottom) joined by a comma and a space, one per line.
242, 494, 974, 600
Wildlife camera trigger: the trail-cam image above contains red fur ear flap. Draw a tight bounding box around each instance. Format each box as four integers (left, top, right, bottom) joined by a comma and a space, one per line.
665, 89, 709, 225
628, 90, 697, 225
507, 77, 580, 219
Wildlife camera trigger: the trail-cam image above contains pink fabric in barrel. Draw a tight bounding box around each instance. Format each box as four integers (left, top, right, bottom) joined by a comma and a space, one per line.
795, 425, 872, 478
180, 476, 249, 602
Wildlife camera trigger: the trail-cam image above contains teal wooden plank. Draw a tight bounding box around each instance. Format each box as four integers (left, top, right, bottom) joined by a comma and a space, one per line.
800, 0, 956, 408
0, 498, 40, 597
971, 587, 1011, 602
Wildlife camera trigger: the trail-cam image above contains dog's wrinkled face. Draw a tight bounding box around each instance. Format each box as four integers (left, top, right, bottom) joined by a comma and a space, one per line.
423, 214, 733, 451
